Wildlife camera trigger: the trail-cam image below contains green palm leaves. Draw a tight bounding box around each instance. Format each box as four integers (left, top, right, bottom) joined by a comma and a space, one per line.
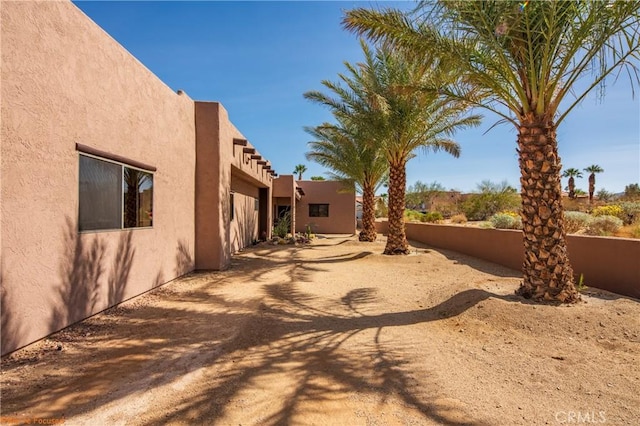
305, 40, 479, 251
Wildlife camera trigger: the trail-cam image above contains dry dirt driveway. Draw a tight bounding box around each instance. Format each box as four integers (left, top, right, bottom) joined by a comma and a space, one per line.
1, 235, 639, 425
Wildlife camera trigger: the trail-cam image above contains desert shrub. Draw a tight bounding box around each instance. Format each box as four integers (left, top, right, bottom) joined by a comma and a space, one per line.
490, 213, 523, 230
450, 213, 467, 224
404, 209, 423, 222
619, 202, 640, 225
631, 225, 640, 239
591, 204, 624, 219
585, 215, 623, 236
420, 212, 443, 223
461, 180, 520, 221
564, 211, 592, 234
434, 202, 460, 219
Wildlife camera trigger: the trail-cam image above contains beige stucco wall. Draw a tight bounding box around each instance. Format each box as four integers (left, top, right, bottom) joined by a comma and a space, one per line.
272, 175, 297, 234
230, 176, 260, 253
1, 1, 196, 354
296, 181, 356, 234
374, 221, 639, 299
195, 102, 272, 270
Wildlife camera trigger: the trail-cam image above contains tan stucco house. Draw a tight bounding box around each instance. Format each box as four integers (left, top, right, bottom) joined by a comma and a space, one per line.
1, 0, 358, 356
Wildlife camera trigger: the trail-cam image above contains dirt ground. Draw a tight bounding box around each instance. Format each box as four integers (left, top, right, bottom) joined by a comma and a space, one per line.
1, 235, 639, 425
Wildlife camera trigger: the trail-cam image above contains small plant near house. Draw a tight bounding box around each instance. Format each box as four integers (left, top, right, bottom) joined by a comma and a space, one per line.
489, 212, 523, 230
450, 213, 467, 224
273, 211, 291, 238
564, 211, 592, 234
585, 215, 623, 236
419, 212, 443, 223
576, 274, 587, 292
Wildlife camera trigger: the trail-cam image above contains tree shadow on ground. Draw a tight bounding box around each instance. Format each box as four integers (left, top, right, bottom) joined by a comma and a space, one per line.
1, 238, 522, 425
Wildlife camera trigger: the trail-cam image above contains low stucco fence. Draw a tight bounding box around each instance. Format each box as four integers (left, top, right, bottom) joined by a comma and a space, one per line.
375, 220, 639, 299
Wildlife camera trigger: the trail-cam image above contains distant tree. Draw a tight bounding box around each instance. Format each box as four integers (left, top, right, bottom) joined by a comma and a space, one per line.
310, 176, 326, 181
461, 180, 520, 221
574, 188, 587, 196
376, 193, 388, 218
406, 181, 446, 211
562, 168, 583, 199
293, 164, 307, 181
584, 165, 604, 203
623, 183, 640, 200
596, 189, 613, 203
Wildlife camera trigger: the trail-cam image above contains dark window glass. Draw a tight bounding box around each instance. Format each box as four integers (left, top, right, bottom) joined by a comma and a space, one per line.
79, 155, 153, 231
79, 155, 122, 231
123, 168, 153, 228
230, 192, 235, 221
309, 204, 329, 217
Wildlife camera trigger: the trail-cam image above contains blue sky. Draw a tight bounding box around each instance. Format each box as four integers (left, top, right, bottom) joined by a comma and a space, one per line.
74, 1, 639, 194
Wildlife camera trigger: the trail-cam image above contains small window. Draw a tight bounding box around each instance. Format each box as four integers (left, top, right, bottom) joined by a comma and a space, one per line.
79, 154, 153, 231
309, 203, 329, 217
230, 192, 235, 221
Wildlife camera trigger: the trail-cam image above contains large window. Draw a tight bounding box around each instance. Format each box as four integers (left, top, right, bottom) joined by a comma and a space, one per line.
309, 203, 329, 217
79, 154, 153, 231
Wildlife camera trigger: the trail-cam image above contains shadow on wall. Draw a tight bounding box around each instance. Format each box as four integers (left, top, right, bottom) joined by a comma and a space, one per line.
175, 239, 193, 277
51, 217, 135, 333
233, 200, 257, 252
1, 269, 25, 355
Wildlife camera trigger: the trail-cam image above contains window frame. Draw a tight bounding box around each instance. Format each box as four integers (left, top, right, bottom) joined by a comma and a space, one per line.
78, 152, 154, 233
309, 203, 329, 218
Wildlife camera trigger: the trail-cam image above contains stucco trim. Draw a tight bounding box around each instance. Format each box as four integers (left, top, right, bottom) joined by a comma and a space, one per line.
76, 143, 157, 172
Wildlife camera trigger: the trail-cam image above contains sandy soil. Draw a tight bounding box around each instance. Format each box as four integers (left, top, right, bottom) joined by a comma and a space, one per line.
1, 235, 639, 425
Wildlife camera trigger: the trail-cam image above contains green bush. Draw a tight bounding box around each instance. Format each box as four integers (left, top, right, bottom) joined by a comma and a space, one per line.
461, 180, 520, 221
585, 215, 623, 236
420, 211, 443, 223
404, 209, 423, 222
490, 213, 523, 230
564, 211, 592, 234
619, 202, 640, 225
273, 211, 291, 238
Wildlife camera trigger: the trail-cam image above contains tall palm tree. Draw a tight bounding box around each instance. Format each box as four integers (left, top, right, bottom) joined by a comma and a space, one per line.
293, 164, 307, 181
345, 1, 640, 302
306, 40, 480, 254
584, 164, 604, 203
562, 168, 583, 199
305, 118, 388, 242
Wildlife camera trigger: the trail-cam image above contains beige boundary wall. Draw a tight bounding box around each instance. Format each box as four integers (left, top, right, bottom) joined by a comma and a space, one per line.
375, 221, 640, 299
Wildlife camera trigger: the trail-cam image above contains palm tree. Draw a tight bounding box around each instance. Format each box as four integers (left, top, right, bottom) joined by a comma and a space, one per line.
306, 41, 480, 254
305, 119, 388, 242
293, 164, 307, 181
562, 168, 583, 199
345, 1, 640, 302
584, 165, 604, 203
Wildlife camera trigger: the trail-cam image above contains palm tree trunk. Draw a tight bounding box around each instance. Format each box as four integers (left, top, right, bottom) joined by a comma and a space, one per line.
588, 174, 595, 203
568, 177, 575, 199
359, 181, 377, 242
516, 118, 580, 303
384, 160, 409, 255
